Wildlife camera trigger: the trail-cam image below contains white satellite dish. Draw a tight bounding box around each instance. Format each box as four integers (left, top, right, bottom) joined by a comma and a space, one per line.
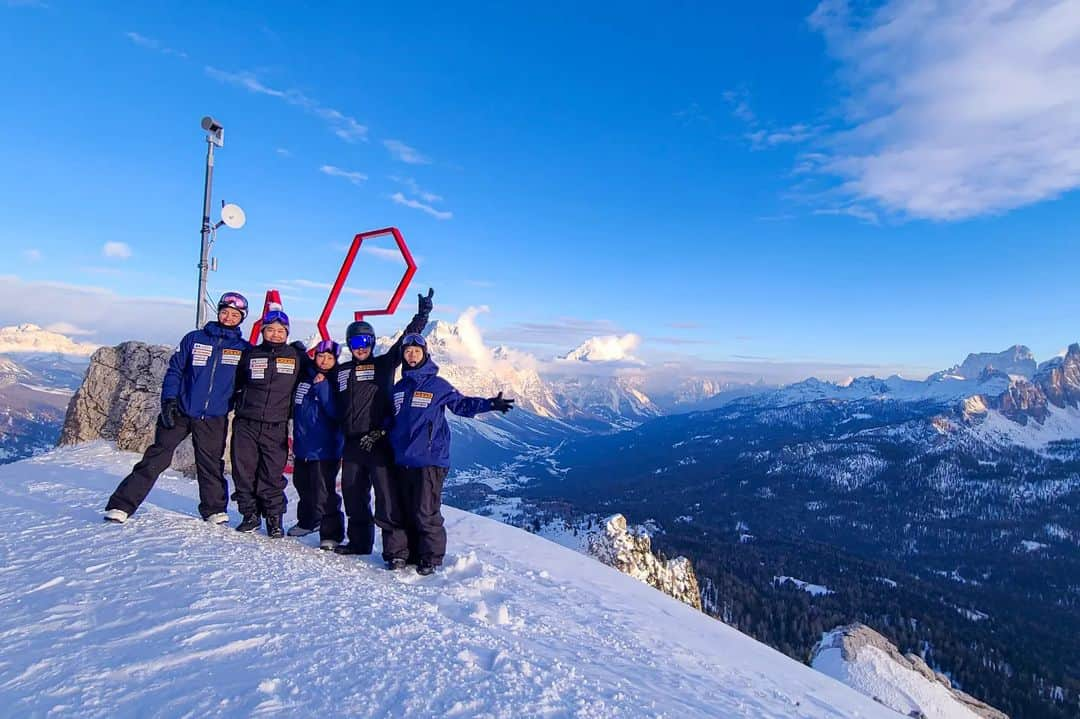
220, 203, 246, 230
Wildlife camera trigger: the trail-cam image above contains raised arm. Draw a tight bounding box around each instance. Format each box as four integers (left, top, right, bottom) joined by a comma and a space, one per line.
384, 288, 434, 364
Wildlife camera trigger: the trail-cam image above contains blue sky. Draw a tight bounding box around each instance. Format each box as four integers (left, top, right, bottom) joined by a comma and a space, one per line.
2, 1, 1079, 381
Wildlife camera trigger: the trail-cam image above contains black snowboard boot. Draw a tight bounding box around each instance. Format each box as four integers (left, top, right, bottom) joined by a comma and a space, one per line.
236, 514, 260, 533
385, 558, 407, 571
333, 544, 371, 556
416, 562, 436, 576
265, 515, 284, 539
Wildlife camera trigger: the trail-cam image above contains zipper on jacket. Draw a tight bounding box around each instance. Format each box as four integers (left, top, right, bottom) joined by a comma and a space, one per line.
201, 333, 223, 419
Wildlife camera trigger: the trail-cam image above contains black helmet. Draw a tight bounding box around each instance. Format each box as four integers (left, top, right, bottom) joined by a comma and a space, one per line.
346, 320, 375, 340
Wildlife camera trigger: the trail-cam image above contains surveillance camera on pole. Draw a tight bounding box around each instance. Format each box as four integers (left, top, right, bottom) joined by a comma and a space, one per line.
195, 116, 244, 328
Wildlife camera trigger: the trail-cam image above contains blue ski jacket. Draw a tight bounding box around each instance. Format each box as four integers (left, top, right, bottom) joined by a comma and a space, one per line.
292, 365, 344, 461
161, 322, 249, 419
389, 358, 492, 469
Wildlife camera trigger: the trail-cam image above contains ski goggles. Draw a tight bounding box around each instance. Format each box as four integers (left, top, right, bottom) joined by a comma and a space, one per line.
261, 310, 290, 329
348, 334, 375, 350
401, 333, 427, 348
217, 292, 249, 318
314, 339, 340, 356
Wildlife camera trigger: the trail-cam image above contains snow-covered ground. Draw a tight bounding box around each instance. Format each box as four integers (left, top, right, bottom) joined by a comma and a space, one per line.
774, 576, 834, 597
0, 443, 898, 718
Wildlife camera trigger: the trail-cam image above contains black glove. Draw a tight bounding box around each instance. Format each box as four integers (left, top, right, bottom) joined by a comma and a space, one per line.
291, 341, 309, 354
160, 398, 179, 429
358, 429, 386, 452
418, 287, 434, 315
489, 392, 515, 414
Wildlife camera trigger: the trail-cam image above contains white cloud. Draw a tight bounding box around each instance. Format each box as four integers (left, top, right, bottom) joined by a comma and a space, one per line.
558, 333, 644, 364
390, 192, 452, 220
124, 31, 188, 59
807, 0, 1080, 220
384, 139, 431, 165
102, 241, 132, 259
22, 249, 41, 262
0, 275, 191, 346
44, 321, 96, 337
389, 176, 443, 203
205, 67, 368, 142
360, 245, 405, 262
319, 165, 367, 185
275, 148, 291, 157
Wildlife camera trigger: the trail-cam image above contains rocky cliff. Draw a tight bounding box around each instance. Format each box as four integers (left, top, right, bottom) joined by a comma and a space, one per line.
587, 513, 702, 610
59, 342, 198, 473
811, 623, 1008, 719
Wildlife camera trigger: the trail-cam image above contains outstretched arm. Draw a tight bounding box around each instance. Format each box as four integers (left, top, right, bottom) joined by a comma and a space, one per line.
444, 389, 493, 418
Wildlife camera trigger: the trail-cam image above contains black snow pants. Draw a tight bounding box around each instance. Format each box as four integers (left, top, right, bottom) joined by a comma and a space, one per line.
394, 466, 449, 567
375, 463, 419, 564
292, 458, 342, 534
333, 441, 392, 552
230, 416, 289, 519
106, 414, 228, 519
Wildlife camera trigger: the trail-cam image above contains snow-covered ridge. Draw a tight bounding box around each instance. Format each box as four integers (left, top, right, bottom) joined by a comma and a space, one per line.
812, 624, 1008, 719
0, 323, 99, 357
0, 443, 899, 718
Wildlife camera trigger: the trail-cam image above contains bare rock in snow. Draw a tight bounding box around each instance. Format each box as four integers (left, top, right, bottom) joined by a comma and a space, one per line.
587, 513, 702, 610
59, 342, 197, 474
811, 623, 1008, 719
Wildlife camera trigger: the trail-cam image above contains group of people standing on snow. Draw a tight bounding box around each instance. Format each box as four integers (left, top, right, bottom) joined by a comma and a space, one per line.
103, 289, 514, 575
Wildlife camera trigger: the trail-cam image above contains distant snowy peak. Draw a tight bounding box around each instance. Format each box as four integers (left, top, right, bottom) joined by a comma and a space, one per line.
0, 324, 99, 358
559, 334, 644, 365
760, 371, 1011, 407
931, 344, 1036, 381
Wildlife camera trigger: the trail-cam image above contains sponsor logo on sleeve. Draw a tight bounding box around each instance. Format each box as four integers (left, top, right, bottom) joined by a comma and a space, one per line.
276, 357, 296, 375
192, 342, 213, 367
249, 357, 268, 380
221, 348, 242, 366
337, 370, 349, 392
354, 364, 375, 382
393, 391, 405, 414
411, 391, 434, 408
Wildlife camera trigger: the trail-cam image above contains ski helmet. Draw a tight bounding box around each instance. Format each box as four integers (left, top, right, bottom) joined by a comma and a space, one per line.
346, 320, 375, 340
314, 339, 340, 357
401, 333, 427, 348
262, 309, 290, 330
217, 291, 249, 320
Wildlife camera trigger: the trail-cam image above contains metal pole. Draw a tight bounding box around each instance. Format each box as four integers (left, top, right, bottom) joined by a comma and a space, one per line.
196, 137, 215, 328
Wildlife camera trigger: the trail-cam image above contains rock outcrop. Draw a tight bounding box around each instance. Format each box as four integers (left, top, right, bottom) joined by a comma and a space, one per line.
587, 513, 702, 610
968, 344, 1080, 426
59, 342, 197, 473
811, 623, 1008, 719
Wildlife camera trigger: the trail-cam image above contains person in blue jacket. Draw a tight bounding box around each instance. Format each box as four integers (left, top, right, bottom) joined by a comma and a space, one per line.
104, 292, 250, 524
287, 339, 345, 549
387, 333, 514, 575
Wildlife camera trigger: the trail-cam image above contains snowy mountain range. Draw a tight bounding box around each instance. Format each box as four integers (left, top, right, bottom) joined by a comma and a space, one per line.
0, 326, 92, 463
0, 323, 99, 357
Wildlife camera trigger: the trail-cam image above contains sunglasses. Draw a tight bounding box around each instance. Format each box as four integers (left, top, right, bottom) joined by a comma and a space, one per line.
348, 334, 375, 350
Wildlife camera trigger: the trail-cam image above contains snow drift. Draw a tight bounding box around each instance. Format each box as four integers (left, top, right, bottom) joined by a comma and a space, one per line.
0, 443, 899, 718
